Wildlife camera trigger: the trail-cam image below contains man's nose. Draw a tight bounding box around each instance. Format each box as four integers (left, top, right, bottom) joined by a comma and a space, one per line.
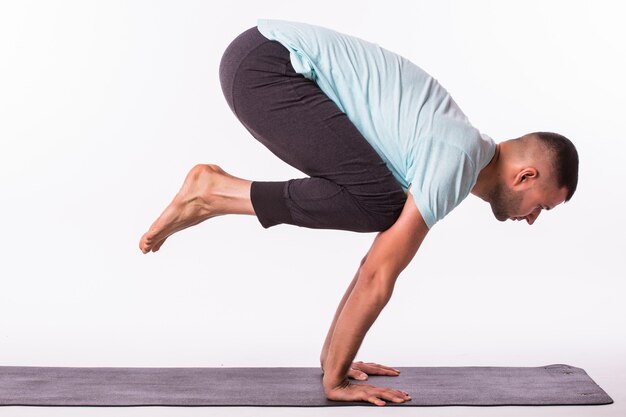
526, 207, 542, 225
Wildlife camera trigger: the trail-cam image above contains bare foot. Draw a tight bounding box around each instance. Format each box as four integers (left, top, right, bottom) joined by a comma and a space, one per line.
139, 164, 226, 254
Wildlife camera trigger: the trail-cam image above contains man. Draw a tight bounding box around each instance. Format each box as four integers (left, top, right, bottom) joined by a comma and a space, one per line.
139, 19, 579, 406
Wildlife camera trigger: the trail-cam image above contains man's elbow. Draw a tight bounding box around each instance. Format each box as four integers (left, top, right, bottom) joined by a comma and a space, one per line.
356, 265, 397, 303
359, 255, 400, 286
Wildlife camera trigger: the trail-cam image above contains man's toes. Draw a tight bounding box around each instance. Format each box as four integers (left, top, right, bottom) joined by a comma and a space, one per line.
152, 238, 167, 252
139, 236, 149, 247
141, 242, 152, 254
139, 232, 156, 253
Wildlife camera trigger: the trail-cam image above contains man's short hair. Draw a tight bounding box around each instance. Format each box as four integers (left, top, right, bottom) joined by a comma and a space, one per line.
531, 131, 579, 201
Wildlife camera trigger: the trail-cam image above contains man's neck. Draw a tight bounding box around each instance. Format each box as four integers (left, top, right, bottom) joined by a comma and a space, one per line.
471, 143, 501, 201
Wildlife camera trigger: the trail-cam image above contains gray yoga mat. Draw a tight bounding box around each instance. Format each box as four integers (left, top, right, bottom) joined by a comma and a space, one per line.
0, 364, 613, 407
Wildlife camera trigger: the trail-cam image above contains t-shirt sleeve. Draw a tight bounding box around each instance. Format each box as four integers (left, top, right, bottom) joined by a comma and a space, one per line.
408, 137, 477, 229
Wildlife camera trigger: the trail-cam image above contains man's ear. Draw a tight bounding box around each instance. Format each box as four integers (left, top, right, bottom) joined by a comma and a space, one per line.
514, 167, 538, 188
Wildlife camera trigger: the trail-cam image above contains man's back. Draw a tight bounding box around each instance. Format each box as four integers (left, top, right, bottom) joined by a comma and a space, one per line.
257, 19, 496, 228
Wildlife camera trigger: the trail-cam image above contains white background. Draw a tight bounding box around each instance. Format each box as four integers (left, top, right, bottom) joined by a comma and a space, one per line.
1, 1, 624, 416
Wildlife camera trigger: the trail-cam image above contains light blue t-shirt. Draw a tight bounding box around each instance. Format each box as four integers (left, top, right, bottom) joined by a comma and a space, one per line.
257, 19, 496, 229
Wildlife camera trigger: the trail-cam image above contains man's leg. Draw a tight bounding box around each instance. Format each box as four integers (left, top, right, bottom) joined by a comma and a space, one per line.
140, 26, 407, 252
220, 27, 407, 232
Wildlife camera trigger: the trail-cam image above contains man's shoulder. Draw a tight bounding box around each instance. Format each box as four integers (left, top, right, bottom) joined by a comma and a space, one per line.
430, 113, 493, 164
409, 115, 495, 228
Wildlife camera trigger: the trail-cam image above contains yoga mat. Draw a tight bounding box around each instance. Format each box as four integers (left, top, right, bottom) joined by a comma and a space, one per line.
0, 364, 613, 407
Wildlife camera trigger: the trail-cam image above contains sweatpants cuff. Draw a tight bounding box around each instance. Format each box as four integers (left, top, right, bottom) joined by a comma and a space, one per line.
250, 181, 294, 229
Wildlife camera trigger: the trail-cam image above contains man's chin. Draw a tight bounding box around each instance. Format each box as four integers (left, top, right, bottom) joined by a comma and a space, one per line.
492, 210, 509, 222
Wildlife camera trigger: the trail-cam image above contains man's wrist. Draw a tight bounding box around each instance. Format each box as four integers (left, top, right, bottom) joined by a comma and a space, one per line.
322, 373, 349, 392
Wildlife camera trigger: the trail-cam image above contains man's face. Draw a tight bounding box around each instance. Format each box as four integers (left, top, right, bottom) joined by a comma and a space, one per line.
488, 180, 568, 225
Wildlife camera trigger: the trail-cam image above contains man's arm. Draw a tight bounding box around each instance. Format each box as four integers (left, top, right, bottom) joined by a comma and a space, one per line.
322, 190, 429, 406
320, 257, 364, 373
319, 250, 407, 382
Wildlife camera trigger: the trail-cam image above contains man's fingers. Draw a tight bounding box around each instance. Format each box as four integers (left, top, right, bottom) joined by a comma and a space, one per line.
347, 368, 368, 380
380, 387, 412, 403
367, 396, 386, 406
365, 362, 401, 372
366, 387, 411, 406
357, 361, 397, 371
325, 380, 411, 406
354, 362, 400, 375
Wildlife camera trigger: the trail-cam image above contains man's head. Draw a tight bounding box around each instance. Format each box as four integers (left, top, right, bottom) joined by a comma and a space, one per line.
486, 132, 579, 225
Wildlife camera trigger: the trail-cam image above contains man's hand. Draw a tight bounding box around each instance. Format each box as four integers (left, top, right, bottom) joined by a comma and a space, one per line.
324, 360, 409, 405
348, 361, 401, 381
324, 378, 412, 406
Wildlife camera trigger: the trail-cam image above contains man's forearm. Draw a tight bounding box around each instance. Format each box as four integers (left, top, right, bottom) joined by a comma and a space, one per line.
321, 273, 394, 389
320, 266, 361, 371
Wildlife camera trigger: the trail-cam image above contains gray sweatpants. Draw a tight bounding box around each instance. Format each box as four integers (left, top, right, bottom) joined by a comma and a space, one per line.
219, 27, 407, 232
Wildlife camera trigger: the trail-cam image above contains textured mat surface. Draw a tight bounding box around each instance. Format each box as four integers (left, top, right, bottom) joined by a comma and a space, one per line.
0, 364, 613, 407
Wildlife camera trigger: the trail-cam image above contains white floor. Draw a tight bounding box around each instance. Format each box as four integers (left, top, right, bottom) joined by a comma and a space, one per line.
1, 358, 621, 417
